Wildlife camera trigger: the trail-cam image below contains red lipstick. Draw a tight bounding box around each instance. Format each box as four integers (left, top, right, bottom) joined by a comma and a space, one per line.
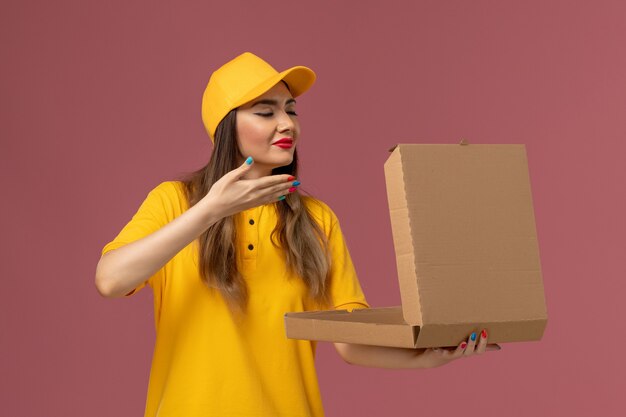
272, 138, 293, 148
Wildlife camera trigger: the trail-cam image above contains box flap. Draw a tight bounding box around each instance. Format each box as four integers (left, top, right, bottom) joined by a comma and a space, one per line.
384, 144, 547, 327
285, 307, 419, 348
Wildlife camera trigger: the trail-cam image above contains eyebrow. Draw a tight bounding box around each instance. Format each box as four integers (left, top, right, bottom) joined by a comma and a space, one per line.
251, 98, 296, 107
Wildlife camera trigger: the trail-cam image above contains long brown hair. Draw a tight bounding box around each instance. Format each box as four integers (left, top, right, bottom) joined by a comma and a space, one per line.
176, 98, 333, 316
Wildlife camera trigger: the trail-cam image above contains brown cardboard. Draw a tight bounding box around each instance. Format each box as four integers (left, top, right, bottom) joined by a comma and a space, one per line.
284, 143, 548, 348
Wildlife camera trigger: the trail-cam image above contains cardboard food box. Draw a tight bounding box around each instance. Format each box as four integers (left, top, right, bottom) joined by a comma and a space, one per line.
285, 143, 548, 348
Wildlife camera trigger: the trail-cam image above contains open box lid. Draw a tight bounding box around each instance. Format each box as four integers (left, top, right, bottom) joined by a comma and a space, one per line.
386, 143, 547, 327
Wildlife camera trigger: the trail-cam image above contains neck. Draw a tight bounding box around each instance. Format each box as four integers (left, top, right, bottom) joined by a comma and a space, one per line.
241, 163, 273, 179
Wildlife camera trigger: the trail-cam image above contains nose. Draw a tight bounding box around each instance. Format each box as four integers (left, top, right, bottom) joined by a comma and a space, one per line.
276, 110, 296, 133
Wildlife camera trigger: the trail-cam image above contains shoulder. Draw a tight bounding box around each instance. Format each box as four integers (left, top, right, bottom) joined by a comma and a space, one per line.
148, 180, 186, 201
301, 196, 339, 230
143, 180, 189, 214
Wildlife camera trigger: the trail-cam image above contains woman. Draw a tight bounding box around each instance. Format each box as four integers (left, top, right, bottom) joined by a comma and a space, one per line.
95, 52, 497, 417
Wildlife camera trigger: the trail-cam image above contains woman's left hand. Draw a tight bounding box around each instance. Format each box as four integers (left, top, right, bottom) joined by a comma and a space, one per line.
417, 329, 501, 368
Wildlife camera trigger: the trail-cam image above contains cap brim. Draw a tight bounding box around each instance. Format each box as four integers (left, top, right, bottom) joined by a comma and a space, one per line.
230, 65, 316, 110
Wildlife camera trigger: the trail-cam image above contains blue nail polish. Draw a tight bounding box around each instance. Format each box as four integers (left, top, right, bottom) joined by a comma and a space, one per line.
471, 332, 476, 341
292, 181, 301, 186
278, 195, 286, 201
245, 156, 253, 165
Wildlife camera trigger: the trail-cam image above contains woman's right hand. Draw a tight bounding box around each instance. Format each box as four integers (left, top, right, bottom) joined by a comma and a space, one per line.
201, 157, 299, 219
95, 156, 294, 298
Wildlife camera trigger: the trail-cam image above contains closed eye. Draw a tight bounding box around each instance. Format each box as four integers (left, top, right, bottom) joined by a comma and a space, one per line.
255, 111, 298, 117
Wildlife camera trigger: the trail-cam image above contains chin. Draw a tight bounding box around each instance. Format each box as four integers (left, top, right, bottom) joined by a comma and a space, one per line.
264, 156, 294, 169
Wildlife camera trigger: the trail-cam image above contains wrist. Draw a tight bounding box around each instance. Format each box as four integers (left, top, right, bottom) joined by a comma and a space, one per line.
413, 348, 436, 369
197, 195, 226, 229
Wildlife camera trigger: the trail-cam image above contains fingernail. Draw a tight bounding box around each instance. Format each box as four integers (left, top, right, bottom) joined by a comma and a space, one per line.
471, 332, 476, 341
277, 195, 286, 201
292, 181, 301, 186
460, 342, 467, 349
288, 176, 296, 181
481, 329, 487, 339
289, 187, 297, 193
245, 156, 253, 165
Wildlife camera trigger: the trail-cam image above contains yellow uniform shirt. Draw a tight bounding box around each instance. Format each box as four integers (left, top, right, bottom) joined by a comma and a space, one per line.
101, 181, 370, 417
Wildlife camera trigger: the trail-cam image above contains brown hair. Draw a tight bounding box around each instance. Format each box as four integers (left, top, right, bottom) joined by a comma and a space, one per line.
176, 99, 333, 316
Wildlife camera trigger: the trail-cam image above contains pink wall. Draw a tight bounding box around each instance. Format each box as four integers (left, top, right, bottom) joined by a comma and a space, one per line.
2, 0, 624, 415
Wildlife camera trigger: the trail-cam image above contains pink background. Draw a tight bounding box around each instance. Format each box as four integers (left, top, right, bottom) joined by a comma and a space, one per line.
2, 0, 624, 416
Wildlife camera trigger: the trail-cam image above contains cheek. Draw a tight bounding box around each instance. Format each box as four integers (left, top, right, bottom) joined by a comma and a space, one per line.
237, 116, 269, 149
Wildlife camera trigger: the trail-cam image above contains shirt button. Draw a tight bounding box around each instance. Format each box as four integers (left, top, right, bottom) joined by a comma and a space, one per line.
248, 244, 254, 251
249, 219, 255, 225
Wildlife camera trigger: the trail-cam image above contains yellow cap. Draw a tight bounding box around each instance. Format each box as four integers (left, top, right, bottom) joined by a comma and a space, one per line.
201, 52, 316, 141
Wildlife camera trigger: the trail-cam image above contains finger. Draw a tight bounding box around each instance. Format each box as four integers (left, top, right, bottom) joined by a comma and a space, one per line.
253, 174, 298, 190
264, 186, 294, 205
444, 340, 468, 359
463, 331, 478, 356
225, 156, 255, 182
475, 329, 488, 355
263, 179, 300, 198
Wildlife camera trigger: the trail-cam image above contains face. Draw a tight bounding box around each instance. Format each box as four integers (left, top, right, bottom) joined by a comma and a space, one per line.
235, 82, 300, 174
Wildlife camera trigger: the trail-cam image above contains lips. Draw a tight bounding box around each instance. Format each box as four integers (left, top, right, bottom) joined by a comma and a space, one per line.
272, 138, 294, 148
273, 138, 293, 145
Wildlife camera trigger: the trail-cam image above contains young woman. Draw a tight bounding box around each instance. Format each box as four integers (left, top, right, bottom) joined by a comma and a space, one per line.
95, 52, 498, 417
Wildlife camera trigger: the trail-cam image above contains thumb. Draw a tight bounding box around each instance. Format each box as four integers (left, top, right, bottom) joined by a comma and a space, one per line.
242, 156, 254, 167
231, 156, 254, 180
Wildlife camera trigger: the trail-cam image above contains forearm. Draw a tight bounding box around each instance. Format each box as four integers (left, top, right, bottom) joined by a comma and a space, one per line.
338, 343, 432, 369
95, 196, 222, 298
